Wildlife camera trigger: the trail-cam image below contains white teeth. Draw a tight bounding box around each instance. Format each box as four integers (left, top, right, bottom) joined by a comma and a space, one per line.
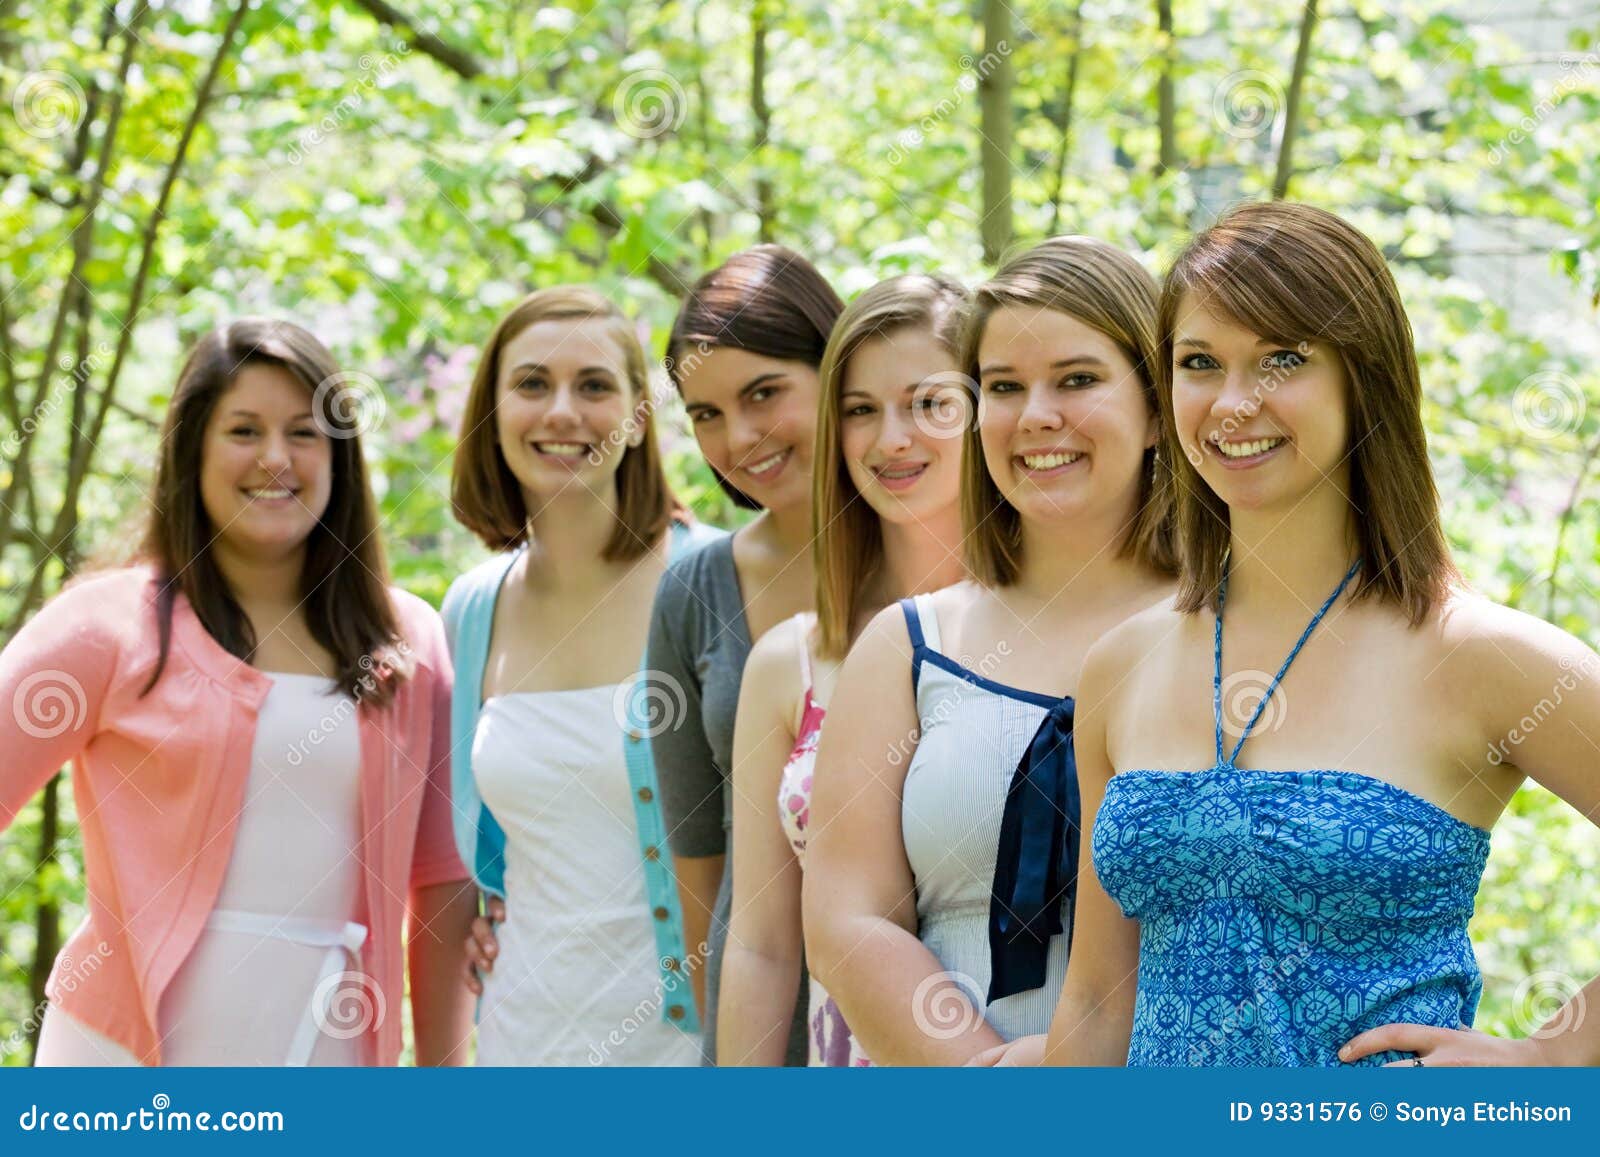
246, 488, 293, 499
536, 442, 588, 456
1215, 437, 1285, 459
878, 463, 925, 479
745, 451, 787, 475
1020, 451, 1083, 470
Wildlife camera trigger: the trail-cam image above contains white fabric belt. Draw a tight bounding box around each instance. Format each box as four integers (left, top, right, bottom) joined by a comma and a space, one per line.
204, 909, 369, 1067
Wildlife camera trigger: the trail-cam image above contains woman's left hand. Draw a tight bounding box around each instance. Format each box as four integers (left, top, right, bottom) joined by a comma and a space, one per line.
1339, 1024, 1554, 1067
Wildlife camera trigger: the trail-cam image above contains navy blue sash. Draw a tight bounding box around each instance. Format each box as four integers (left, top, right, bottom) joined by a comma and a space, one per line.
986, 696, 1080, 1002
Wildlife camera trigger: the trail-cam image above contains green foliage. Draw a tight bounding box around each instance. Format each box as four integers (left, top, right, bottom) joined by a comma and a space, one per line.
1, 0, 1596, 1063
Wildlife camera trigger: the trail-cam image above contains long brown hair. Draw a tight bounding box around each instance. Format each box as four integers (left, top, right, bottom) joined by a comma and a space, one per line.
959, 236, 1178, 586
140, 318, 406, 705
813, 273, 969, 659
1159, 201, 1458, 624
666, 245, 844, 509
452, 285, 682, 560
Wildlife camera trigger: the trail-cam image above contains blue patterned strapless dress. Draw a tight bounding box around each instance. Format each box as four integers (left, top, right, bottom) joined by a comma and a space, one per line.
1092, 562, 1493, 1067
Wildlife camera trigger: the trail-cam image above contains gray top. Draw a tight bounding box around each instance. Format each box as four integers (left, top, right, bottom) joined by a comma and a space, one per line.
646, 532, 809, 1065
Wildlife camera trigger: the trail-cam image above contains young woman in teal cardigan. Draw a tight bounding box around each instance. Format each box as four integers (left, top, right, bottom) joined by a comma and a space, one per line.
444, 285, 720, 1065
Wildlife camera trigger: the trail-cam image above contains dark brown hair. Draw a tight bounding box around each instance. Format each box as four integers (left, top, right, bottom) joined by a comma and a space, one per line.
813, 273, 969, 659
1159, 201, 1457, 624
666, 245, 844, 509
140, 318, 407, 705
959, 236, 1178, 586
452, 285, 682, 560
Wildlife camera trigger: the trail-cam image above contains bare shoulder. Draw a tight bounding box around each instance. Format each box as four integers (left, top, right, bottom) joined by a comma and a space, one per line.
1431, 588, 1599, 703
742, 612, 809, 706
1083, 594, 1186, 693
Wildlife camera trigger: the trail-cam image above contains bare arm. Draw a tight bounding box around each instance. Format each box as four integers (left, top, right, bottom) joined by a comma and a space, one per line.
675, 854, 724, 1018
1347, 608, 1600, 1066
718, 621, 806, 1065
408, 878, 479, 1065
803, 605, 1005, 1065
1042, 633, 1141, 1066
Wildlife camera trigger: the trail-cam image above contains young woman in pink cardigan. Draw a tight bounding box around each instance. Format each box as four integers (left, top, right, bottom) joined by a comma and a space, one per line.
0, 318, 477, 1066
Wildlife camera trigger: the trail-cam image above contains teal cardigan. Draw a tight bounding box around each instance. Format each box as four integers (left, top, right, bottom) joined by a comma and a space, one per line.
441, 518, 725, 1032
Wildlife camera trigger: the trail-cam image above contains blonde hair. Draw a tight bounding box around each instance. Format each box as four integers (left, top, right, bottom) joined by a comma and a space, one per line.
959, 236, 1177, 586
812, 274, 968, 659
452, 285, 681, 560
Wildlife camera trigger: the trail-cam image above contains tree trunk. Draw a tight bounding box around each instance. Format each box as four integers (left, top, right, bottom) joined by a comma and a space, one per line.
979, 0, 1013, 264
1155, 0, 1177, 175
25, 775, 61, 1061
1272, 0, 1320, 200
1047, 1, 1086, 236
0, 1, 146, 563
18, 0, 252, 616
693, 0, 716, 263
752, 0, 774, 242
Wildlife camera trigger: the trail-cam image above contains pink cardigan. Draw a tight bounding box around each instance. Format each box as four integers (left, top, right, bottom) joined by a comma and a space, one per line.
0, 566, 468, 1065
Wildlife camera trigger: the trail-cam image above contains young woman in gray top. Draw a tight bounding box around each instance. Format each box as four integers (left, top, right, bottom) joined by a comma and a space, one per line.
647, 246, 843, 1064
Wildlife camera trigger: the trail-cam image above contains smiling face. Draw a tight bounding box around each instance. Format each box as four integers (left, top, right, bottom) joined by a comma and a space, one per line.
837, 327, 965, 527
199, 362, 333, 564
494, 317, 641, 508
679, 345, 819, 512
975, 304, 1157, 528
1170, 291, 1351, 514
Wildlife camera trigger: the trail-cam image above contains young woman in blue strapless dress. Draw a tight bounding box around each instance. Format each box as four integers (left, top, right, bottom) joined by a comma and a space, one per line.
1010, 202, 1600, 1068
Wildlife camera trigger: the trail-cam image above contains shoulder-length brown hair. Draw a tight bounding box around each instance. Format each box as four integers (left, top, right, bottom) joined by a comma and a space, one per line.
959, 236, 1178, 586
140, 318, 407, 705
666, 245, 844, 509
812, 273, 969, 659
1159, 201, 1457, 625
452, 285, 683, 561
